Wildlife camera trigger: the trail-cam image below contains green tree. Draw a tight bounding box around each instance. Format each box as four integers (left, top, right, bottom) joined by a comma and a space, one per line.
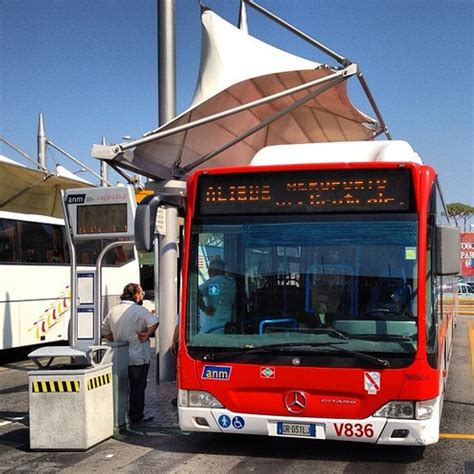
446, 202, 474, 231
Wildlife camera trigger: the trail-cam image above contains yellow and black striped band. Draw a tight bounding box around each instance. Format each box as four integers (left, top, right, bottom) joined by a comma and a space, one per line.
87, 373, 112, 391
32, 380, 80, 393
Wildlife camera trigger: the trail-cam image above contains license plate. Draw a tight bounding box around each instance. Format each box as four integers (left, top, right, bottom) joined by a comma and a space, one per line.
277, 422, 317, 437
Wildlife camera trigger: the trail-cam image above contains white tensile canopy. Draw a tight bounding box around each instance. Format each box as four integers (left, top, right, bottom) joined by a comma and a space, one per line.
95, 9, 379, 181
0, 155, 93, 218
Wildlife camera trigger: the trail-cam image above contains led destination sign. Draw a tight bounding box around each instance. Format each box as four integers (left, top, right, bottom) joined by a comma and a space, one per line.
77, 203, 128, 235
197, 169, 412, 215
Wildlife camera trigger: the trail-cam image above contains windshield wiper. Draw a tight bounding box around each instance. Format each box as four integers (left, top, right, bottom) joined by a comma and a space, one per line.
200, 329, 348, 361
322, 344, 390, 368
201, 341, 390, 368
350, 334, 415, 342
201, 341, 349, 361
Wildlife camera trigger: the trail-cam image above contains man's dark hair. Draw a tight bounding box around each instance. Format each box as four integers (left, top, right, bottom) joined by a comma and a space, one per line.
209, 258, 225, 273
120, 283, 140, 301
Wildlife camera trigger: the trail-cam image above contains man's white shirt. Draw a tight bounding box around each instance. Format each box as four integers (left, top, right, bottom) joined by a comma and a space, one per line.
102, 301, 158, 365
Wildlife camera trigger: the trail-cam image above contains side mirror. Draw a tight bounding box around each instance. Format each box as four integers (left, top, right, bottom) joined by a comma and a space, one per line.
134, 193, 185, 251
434, 225, 460, 276
134, 195, 162, 251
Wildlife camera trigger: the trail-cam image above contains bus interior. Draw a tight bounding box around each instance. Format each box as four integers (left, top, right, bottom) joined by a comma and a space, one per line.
187, 217, 419, 360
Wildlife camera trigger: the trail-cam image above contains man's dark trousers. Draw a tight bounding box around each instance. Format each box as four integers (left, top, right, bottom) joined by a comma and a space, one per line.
128, 364, 149, 422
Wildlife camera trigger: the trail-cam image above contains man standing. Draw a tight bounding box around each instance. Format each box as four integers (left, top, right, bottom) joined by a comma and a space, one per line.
102, 283, 158, 424
198, 258, 236, 334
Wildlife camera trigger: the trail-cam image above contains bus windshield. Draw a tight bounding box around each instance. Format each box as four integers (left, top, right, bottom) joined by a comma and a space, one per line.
186, 216, 418, 366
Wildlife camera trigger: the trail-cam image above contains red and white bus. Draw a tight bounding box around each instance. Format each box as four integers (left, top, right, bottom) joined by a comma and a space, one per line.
176, 140, 460, 446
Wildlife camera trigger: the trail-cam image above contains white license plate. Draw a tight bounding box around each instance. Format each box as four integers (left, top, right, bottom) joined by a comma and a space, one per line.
277, 422, 317, 437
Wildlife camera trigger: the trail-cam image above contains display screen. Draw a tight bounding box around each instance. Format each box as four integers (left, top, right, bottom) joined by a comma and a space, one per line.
197, 169, 412, 216
77, 203, 128, 235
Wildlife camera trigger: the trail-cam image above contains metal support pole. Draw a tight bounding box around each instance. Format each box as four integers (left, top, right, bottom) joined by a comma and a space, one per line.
357, 73, 392, 140
107, 161, 135, 185
158, 0, 176, 125
157, 0, 178, 383
60, 192, 77, 346
0, 135, 48, 172
100, 162, 109, 187
158, 205, 178, 382
238, 0, 248, 33
100, 138, 109, 186
37, 113, 47, 170
154, 234, 160, 380
244, 0, 350, 66
47, 139, 113, 186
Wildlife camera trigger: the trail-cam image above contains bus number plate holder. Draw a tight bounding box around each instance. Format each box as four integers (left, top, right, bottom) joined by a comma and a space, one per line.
276, 422, 322, 438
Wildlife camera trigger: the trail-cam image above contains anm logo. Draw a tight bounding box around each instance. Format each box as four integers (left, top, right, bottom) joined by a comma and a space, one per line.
66, 194, 86, 204
202, 365, 232, 380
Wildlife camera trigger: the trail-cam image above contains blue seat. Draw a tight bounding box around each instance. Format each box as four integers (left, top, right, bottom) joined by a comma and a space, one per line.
259, 318, 298, 335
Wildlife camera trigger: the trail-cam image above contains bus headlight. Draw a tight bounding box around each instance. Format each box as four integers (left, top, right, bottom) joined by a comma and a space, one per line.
415, 398, 436, 420
373, 401, 414, 419
178, 389, 224, 408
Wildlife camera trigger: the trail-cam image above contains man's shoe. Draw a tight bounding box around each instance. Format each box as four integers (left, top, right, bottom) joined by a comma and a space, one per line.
141, 413, 154, 422
131, 413, 154, 424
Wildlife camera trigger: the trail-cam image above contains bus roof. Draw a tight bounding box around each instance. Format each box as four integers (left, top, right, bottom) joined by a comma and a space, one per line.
0, 210, 64, 225
250, 141, 423, 166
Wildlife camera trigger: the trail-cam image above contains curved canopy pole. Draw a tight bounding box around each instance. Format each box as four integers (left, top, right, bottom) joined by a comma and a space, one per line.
92, 64, 361, 164
243, 0, 391, 140
178, 65, 357, 176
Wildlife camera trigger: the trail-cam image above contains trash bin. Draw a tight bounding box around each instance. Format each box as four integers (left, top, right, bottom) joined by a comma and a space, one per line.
28, 346, 114, 450
102, 341, 129, 432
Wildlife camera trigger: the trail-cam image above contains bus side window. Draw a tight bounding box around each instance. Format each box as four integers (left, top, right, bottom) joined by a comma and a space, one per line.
75, 239, 135, 266
0, 218, 18, 262
79, 251, 93, 265
45, 249, 64, 263
18, 221, 57, 264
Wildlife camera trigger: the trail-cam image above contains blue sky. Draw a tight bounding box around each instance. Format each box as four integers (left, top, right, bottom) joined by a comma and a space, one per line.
1, 0, 473, 205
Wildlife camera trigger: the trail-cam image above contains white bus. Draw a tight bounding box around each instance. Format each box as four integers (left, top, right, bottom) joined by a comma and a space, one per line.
0, 210, 140, 350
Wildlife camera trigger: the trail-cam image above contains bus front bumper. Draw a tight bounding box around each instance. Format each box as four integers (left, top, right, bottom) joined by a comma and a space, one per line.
178, 407, 440, 445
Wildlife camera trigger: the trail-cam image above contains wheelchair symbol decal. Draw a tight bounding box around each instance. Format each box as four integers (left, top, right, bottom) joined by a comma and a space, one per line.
232, 416, 245, 430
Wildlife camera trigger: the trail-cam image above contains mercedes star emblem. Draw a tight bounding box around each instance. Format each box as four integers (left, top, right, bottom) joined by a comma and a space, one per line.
284, 391, 307, 414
